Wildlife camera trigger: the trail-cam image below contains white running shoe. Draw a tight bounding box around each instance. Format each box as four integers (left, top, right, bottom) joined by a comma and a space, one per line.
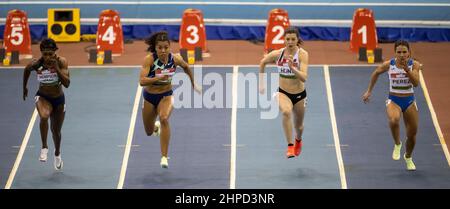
153, 121, 161, 137
39, 148, 48, 162
403, 154, 416, 171
160, 156, 169, 168
54, 154, 63, 171
392, 142, 402, 160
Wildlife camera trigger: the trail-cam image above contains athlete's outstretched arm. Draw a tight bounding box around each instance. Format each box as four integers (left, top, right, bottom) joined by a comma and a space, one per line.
259, 50, 279, 94
362, 61, 390, 103
139, 55, 166, 86
173, 54, 201, 93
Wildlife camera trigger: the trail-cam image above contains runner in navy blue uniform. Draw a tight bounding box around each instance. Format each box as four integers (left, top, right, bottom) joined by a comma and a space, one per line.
23, 38, 70, 170
140, 31, 201, 168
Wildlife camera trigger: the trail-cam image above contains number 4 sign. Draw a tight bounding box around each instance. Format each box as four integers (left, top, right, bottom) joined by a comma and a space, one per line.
96, 10, 124, 55
3, 10, 32, 57
350, 8, 378, 53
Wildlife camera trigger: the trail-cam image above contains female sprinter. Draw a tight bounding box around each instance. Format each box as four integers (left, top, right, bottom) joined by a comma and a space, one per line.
140, 31, 201, 168
23, 38, 70, 170
259, 27, 309, 158
362, 40, 421, 171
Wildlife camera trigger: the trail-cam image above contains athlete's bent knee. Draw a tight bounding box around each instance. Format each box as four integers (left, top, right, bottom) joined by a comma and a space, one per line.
145, 125, 155, 136
388, 117, 400, 126
407, 129, 418, 138
40, 117, 49, 123
159, 115, 170, 125
52, 132, 61, 139
281, 109, 291, 118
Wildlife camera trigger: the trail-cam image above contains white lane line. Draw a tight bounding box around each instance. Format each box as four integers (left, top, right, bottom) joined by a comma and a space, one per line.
5, 108, 38, 189
117, 84, 142, 189
419, 70, 450, 167
230, 65, 238, 189
324, 65, 348, 189
1, 64, 380, 70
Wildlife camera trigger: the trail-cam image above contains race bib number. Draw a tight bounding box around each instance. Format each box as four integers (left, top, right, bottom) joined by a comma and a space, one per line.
155, 68, 176, 82
37, 69, 58, 84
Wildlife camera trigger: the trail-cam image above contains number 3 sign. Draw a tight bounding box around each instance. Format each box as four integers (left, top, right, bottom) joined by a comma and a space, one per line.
179, 9, 207, 51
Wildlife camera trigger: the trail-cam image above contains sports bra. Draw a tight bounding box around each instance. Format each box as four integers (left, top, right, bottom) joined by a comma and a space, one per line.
147, 53, 176, 85
388, 58, 414, 94
32, 58, 61, 86
276, 47, 300, 79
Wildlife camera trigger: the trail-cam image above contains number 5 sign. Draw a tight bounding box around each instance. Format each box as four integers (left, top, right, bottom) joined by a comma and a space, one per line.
350, 8, 378, 53
179, 9, 207, 51
3, 10, 32, 57
96, 10, 124, 55
264, 8, 290, 53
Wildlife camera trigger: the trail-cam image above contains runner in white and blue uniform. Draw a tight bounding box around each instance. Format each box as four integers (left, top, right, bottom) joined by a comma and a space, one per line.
23, 38, 70, 171
363, 40, 421, 171
139, 31, 201, 169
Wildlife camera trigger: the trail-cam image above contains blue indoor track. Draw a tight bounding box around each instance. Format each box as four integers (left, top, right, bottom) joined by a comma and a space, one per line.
1, 65, 449, 189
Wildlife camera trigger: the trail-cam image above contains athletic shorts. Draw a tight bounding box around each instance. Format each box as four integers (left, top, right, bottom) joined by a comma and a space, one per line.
143, 90, 173, 107
278, 88, 307, 105
35, 91, 65, 109
387, 94, 415, 112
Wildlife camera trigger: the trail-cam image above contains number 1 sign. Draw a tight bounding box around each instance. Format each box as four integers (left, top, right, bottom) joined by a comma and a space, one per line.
350, 8, 378, 53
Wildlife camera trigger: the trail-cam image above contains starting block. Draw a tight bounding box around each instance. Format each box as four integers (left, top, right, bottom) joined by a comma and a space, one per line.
350, 8, 378, 53
89, 49, 112, 65
11, 51, 20, 64
0, 48, 5, 61
104, 50, 112, 64
88, 49, 96, 63
358, 47, 383, 63
194, 46, 202, 61
180, 47, 202, 65
93, 50, 112, 65
264, 8, 291, 53
2, 9, 32, 61
179, 9, 206, 64
2, 50, 20, 66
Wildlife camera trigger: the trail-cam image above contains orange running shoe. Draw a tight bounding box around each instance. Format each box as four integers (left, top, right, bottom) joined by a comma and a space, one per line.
286, 145, 295, 158
294, 139, 302, 156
